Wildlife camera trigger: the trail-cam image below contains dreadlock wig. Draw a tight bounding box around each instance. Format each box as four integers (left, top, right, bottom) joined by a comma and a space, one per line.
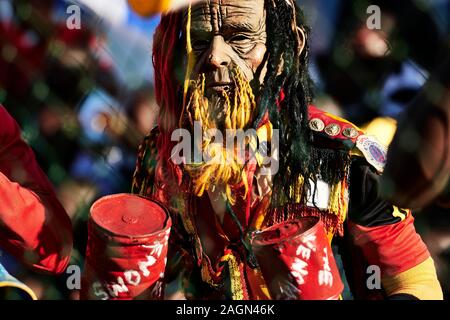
151, 0, 351, 216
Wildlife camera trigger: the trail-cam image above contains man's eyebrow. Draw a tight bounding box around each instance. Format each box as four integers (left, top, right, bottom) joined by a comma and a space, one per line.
221, 20, 260, 33
190, 22, 213, 36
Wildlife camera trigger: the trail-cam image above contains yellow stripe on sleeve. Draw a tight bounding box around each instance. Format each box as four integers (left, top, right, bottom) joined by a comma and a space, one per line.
382, 257, 444, 300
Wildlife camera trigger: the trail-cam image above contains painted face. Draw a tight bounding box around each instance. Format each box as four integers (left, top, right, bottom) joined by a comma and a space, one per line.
183, 0, 267, 98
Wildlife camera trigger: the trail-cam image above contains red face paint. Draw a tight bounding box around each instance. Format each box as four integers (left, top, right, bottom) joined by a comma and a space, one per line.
252, 217, 344, 300
81, 194, 171, 300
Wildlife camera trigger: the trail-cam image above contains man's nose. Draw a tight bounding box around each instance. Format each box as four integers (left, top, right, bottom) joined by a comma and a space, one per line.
206, 36, 231, 69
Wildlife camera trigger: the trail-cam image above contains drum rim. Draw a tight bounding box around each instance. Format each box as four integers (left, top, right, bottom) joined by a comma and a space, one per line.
251, 216, 321, 247
89, 193, 172, 239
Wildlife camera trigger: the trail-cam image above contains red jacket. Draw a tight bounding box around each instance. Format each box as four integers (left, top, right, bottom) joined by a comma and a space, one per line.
0, 105, 72, 274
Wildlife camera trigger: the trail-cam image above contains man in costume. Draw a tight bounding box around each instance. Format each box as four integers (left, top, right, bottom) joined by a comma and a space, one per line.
132, 0, 443, 300
0, 105, 73, 298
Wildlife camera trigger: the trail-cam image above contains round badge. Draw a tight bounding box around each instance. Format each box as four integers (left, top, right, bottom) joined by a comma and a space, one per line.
356, 135, 387, 173
342, 127, 359, 139
309, 118, 325, 132
324, 123, 341, 136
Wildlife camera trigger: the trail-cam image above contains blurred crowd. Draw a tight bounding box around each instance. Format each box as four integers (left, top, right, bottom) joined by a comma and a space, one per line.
0, 0, 449, 299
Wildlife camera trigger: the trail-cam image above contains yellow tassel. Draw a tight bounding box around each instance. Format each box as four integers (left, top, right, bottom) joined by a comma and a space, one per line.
180, 2, 195, 128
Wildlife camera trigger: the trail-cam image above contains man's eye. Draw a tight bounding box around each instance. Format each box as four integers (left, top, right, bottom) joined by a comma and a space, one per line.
229, 34, 251, 43
192, 39, 210, 49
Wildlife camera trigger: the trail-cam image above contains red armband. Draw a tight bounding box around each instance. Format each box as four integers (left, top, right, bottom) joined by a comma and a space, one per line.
348, 214, 430, 277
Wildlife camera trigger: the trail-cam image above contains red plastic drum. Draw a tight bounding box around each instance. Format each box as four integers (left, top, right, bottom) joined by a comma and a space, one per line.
251, 217, 343, 300
80, 194, 172, 300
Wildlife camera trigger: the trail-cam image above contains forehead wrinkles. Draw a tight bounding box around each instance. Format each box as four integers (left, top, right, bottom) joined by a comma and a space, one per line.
187, 1, 265, 33
189, 3, 211, 32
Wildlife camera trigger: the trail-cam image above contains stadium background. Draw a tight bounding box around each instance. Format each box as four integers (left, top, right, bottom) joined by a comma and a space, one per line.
0, 0, 449, 299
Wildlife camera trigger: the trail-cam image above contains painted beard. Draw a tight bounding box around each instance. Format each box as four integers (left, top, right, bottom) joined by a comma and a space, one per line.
182, 68, 257, 203
185, 68, 256, 132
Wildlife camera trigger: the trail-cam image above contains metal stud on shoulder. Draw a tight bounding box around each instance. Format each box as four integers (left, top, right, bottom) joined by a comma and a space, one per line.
324, 123, 341, 136
342, 127, 359, 139
309, 118, 325, 132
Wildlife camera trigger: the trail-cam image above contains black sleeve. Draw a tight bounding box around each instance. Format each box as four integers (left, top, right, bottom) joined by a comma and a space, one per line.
388, 294, 420, 300
348, 157, 406, 227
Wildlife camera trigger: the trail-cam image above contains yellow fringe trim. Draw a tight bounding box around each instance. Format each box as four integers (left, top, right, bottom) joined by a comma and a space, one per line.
220, 253, 245, 300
